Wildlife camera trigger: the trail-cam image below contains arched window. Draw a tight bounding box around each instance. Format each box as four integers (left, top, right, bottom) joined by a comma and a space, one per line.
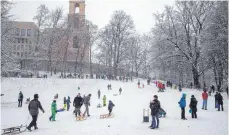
75, 3, 80, 14
73, 36, 78, 48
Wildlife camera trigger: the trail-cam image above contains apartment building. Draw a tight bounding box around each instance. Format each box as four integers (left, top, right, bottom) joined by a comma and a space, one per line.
10, 21, 37, 59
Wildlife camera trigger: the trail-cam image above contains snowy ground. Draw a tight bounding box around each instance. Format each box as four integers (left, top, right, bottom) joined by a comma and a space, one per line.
1, 78, 228, 135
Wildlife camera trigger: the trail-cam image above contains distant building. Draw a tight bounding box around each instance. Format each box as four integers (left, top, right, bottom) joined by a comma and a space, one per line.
9, 21, 37, 59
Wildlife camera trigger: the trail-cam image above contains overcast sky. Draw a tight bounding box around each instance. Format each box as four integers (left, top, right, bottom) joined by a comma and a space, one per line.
11, 0, 175, 33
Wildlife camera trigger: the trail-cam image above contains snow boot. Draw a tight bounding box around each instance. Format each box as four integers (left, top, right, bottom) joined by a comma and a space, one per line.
27, 127, 32, 132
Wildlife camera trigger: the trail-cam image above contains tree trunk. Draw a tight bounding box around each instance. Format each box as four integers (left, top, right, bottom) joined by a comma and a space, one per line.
192, 66, 200, 89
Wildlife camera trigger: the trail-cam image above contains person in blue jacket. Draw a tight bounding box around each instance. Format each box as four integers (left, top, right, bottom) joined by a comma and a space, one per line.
178, 93, 187, 120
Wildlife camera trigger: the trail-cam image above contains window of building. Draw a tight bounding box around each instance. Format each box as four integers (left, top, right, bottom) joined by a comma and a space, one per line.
21, 45, 24, 50
25, 39, 28, 44
21, 29, 25, 36
22, 38, 24, 43
27, 29, 31, 36
18, 38, 20, 43
13, 52, 16, 55
17, 45, 20, 50
25, 52, 27, 57
73, 36, 78, 48
29, 45, 31, 51
13, 45, 16, 50
14, 38, 16, 43
17, 52, 20, 56
15, 28, 20, 36
29, 40, 32, 44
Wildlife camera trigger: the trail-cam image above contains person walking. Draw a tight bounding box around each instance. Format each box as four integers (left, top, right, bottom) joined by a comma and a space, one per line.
108, 100, 115, 116
27, 94, 45, 131
67, 96, 71, 111
218, 93, 224, 111
83, 94, 92, 117
202, 90, 208, 110
98, 89, 101, 99
119, 87, 122, 95
18, 91, 24, 107
189, 95, 198, 119
103, 95, 107, 106
73, 93, 83, 117
63, 97, 67, 110
178, 84, 182, 92
149, 95, 160, 129
138, 81, 140, 88
49, 100, 57, 121
214, 92, 219, 108
211, 85, 215, 93
178, 93, 187, 120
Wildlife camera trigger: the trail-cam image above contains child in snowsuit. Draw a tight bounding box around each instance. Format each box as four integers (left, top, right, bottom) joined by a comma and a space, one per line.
119, 88, 122, 95
108, 100, 115, 116
103, 95, 107, 106
178, 93, 187, 120
67, 96, 71, 111
138, 81, 140, 88
49, 100, 57, 121
189, 95, 198, 119
63, 97, 67, 110
178, 85, 182, 92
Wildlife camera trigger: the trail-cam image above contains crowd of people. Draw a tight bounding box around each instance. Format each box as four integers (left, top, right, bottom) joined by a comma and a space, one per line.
15, 79, 226, 132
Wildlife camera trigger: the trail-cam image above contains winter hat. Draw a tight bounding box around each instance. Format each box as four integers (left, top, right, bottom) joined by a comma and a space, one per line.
53, 100, 56, 102
34, 94, 39, 99
154, 95, 158, 99
89, 94, 92, 96
191, 95, 194, 98
182, 93, 187, 97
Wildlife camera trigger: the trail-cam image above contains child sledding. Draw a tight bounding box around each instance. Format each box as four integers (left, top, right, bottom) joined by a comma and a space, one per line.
100, 100, 115, 119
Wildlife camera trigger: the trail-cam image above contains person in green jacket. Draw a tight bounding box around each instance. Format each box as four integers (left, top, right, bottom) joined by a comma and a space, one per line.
103, 95, 107, 106
49, 100, 57, 121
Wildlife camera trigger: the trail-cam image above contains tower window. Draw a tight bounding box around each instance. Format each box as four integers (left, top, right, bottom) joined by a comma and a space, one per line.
75, 3, 80, 14
73, 36, 79, 48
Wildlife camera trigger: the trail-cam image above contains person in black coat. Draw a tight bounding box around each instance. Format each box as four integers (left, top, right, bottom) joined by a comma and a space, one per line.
217, 93, 224, 111
211, 85, 215, 93
149, 95, 160, 129
214, 92, 219, 108
27, 94, 44, 131
189, 95, 198, 119
73, 93, 83, 117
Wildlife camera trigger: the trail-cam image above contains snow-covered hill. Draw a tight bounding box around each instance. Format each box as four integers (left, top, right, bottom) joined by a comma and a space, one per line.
1, 78, 228, 135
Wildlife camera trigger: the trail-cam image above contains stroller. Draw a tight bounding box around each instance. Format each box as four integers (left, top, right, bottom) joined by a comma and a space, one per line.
158, 108, 166, 118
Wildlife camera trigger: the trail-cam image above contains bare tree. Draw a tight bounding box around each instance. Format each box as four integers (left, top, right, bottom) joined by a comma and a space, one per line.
98, 10, 135, 77
152, 1, 214, 88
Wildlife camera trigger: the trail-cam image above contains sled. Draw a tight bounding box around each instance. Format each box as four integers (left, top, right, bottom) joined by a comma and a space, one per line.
100, 114, 114, 119
97, 104, 102, 108
143, 109, 149, 122
76, 116, 86, 121
1, 125, 27, 135
56, 108, 65, 112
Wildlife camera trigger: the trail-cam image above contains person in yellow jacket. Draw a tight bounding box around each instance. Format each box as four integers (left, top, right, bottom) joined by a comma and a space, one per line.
63, 97, 67, 110
103, 95, 107, 106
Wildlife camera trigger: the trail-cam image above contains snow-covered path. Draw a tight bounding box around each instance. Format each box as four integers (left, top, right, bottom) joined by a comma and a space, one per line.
1, 78, 228, 135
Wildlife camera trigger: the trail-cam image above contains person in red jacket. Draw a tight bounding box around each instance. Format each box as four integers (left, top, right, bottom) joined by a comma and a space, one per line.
202, 90, 208, 110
